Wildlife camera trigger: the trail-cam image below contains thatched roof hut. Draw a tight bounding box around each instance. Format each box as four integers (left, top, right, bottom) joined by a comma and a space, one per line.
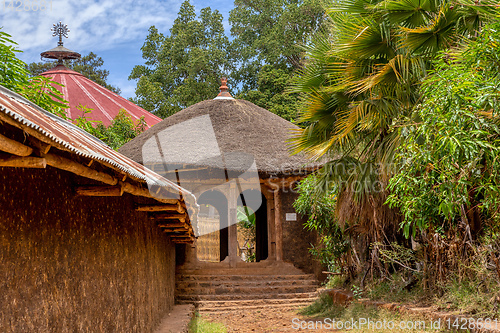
118, 99, 314, 177
119, 81, 322, 278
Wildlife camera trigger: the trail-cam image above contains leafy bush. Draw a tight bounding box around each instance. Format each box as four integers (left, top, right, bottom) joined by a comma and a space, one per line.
387, 19, 500, 238
294, 174, 350, 273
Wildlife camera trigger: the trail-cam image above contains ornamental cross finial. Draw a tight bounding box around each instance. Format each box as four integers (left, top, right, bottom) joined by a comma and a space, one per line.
51, 21, 70, 46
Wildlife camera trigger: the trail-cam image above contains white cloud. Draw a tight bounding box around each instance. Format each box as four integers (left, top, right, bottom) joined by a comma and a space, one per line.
1, 0, 234, 99
1, 0, 184, 62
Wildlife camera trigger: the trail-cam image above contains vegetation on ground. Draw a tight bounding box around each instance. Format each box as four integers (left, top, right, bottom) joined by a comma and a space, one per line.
189, 313, 227, 333
301, 294, 452, 332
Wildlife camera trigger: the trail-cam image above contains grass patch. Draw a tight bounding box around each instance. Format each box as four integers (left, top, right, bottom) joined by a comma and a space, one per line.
435, 277, 500, 318
189, 313, 227, 333
300, 295, 453, 332
364, 274, 423, 304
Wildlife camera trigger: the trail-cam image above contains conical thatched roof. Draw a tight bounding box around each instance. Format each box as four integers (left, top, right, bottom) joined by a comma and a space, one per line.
118, 98, 315, 176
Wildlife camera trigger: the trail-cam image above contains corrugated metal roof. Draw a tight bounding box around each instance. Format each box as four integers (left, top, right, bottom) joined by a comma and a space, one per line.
0, 85, 197, 214
41, 65, 162, 128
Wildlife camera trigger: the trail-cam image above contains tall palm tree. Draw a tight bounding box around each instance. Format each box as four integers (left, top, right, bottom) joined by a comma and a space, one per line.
291, 0, 498, 239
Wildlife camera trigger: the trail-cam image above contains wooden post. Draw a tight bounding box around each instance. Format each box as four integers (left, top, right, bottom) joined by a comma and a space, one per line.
274, 187, 283, 261
0, 155, 46, 168
227, 182, 239, 266
0, 133, 33, 156
267, 193, 276, 261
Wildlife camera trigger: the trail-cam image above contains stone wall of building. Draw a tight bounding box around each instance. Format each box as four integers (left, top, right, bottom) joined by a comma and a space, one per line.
0, 167, 175, 333
280, 189, 325, 280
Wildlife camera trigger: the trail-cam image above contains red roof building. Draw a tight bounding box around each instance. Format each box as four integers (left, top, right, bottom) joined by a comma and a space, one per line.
39, 22, 161, 128
41, 65, 162, 128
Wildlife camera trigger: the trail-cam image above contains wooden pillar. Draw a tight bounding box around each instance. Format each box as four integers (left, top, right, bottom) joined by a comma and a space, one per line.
227, 182, 239, 266
274, 187, 283, 261
266, 193, 276, 261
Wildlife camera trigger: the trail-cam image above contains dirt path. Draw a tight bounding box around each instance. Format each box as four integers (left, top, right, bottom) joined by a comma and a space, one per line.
201, 308, 336, 333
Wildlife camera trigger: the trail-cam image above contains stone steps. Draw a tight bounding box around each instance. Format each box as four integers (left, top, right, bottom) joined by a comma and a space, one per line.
177, 291, 318, 303
177, 279, 317, 289
198, 298, 317, 314
178, 285, 318, 296
175, 265, 320, 313
177, 274, 317, 282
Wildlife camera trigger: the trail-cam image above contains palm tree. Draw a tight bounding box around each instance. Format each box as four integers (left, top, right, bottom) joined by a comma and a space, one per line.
290, 0, 498, 256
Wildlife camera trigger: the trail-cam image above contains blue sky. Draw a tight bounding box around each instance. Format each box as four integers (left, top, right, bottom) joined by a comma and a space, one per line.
1, 0, 234, 98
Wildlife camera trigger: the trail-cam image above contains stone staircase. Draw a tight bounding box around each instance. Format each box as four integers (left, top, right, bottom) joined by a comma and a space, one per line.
175, 264, 320, 314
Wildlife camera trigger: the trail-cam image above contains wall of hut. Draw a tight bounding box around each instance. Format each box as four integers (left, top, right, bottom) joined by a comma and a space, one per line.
0, 167, 175, 333
280, 189, 324, 280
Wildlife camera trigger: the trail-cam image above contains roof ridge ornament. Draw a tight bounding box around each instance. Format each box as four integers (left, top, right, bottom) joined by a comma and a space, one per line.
41, 22, 81, 64
52, 21, 69, 47
214, 77, 234, 100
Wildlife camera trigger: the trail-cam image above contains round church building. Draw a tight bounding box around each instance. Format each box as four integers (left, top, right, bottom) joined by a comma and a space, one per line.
119, 79, 322, 277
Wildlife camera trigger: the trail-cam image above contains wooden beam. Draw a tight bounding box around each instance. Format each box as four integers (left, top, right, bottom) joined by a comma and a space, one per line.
162, 167, 206, 174
0, 133, 33, 156
161, 225, 189, 230
157, 222, 187, 228
44, 153, 118, 185
169, 235, 195, 239
0, 155, 46, 168
164, 232, 189, 236
75, 185, 124, 197
161, 227, 189, 232
27, 137, 51, 154
136, 202, 184, 213
150, 213, 187, 220
120, 181, 179, 204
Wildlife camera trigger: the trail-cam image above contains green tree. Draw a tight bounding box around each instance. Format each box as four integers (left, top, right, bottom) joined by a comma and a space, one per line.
229, 0, 324, 121
74, 105, 146, 150
294, 174, 350, 273
27, 52, 121, 94
236, 65, 299, 121
291, 0, 498, 229
229, 0, 325, 90
0, 29, 29, 91
387, 19, 500, 238
130, 0, 232, 118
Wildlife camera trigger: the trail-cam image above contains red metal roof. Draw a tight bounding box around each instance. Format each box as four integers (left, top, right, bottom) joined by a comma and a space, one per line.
41, 65, 162, 128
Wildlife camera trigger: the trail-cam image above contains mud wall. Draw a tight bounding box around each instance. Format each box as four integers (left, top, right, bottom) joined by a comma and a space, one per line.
0, 167, 175, 333
281, 189, 325, 280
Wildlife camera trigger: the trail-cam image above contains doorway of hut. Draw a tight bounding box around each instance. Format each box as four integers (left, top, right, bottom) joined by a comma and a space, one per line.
195, 190, 268, 263
237, 190, 268, 262
196, 190, 228, 262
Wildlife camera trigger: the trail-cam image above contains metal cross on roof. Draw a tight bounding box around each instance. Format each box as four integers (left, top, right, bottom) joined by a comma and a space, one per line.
51, 21, 70, 46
